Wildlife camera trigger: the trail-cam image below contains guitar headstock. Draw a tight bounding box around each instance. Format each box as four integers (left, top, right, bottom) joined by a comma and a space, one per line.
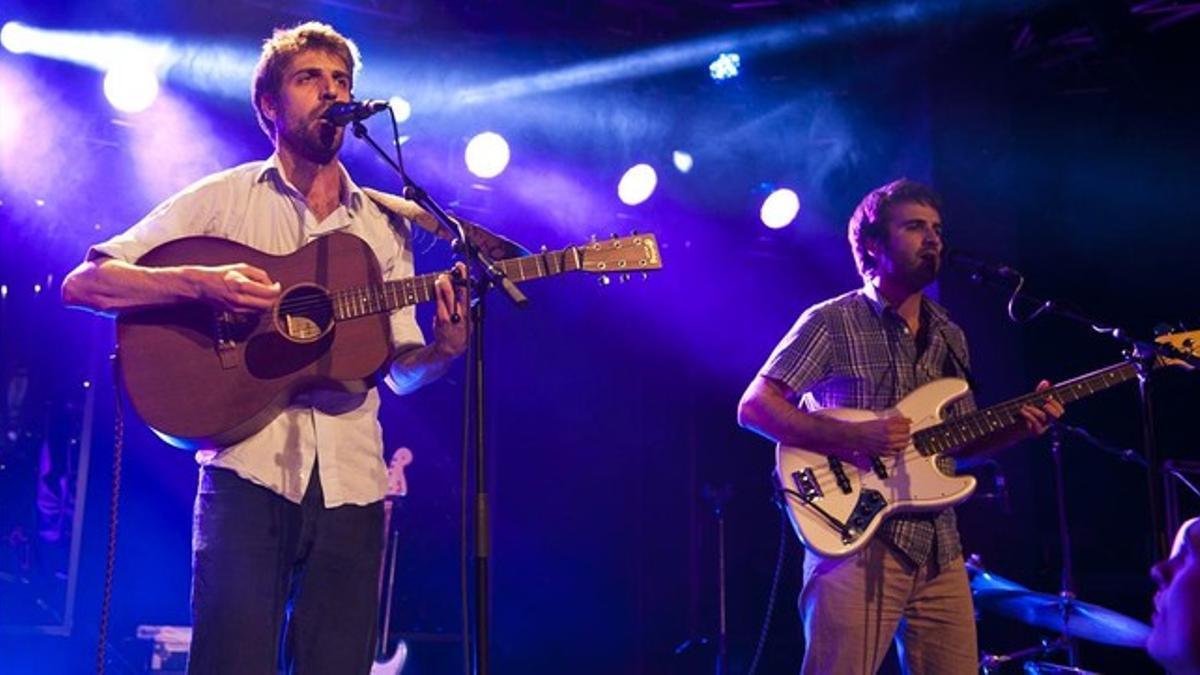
577, 233, 662, 275
1156, 330, 1200, 370
386, 447, 413, 498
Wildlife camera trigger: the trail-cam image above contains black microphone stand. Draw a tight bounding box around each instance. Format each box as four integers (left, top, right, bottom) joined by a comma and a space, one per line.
349, 113, 526, 675
954, 264, 1190, 561
702, 484, 733, 675
1047, 427, 1078, 667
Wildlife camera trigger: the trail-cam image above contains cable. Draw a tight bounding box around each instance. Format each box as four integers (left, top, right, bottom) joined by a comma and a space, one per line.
96, 353, 124, 675
745, 492, 791, 675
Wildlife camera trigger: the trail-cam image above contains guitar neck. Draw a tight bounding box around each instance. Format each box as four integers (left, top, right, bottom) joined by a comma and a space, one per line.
330, 247, 584, 321
914, 360, 1143, 455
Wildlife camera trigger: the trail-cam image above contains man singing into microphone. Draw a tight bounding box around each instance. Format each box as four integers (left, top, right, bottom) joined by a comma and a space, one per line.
62, 23, 467, 674
738, 178, 1064, 673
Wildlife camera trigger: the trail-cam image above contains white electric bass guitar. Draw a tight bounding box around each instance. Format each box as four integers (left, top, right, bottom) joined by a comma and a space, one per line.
371, 448, 412, 675
776, 330, 1199, 558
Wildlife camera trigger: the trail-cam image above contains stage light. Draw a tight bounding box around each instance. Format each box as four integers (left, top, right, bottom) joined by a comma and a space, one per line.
104, 62, 159, 113
618, 164, 657, 206
1, 21, 31, 54
464, 131, 510, 179
760, 188, 800, 229
708, 52, 741, 81
388, 96, 411, 123
672, 151, 693, 174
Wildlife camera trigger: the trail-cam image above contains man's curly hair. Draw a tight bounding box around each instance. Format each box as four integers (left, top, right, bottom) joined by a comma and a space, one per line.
251, 21, 362, 139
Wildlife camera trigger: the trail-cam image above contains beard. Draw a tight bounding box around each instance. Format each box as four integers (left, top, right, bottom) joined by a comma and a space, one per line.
280, 112, 343, 165
883, 251, 939, 291
912, 250, 941, 286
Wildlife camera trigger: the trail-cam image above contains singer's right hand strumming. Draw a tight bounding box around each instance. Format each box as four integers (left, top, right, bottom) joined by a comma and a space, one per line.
62, 257, 281, 315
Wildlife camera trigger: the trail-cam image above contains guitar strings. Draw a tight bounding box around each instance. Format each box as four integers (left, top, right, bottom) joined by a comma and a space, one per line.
269, 251, 577, 316
785, 362, 1134, 495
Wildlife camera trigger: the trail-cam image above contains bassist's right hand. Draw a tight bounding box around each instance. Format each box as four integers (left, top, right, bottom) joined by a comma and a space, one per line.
845, 414, 912, 459
192, 264, 281, 312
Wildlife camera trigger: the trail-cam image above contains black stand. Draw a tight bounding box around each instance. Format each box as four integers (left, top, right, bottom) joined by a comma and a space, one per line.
955, 264, 1184, 561
1047, 428, 1078, 666
702, 484, 733, 675
349, 116, 526, 675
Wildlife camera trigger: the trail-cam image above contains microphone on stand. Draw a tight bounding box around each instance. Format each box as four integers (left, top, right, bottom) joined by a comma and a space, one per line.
322, 100, 390, 127
944, 248, 1022, 282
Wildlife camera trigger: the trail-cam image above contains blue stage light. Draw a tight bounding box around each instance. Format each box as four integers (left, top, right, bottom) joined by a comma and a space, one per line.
672, 151, 693, 174
388, 96, 412, 123
1, 21, 30, 54
103, 62, 159, 113
760, 188, 800, 229
618, 164, 657, 206
464, 131, 510, 179
708, 52, 741, 81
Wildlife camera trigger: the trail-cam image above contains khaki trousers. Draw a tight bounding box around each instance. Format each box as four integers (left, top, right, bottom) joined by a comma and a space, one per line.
798, 538, 978, 675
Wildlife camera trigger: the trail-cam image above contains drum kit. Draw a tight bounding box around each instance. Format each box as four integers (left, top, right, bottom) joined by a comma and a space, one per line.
968, 426, 1154, 675
967, 554, 1150, 674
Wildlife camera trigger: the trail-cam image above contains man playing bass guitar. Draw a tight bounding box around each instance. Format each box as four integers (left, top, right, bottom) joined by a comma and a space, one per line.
737, 178, 1063, 674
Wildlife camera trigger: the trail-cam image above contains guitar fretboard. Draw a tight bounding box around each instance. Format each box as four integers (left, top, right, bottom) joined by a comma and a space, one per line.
329, 247, 584, 321
913, 360, 1142, 456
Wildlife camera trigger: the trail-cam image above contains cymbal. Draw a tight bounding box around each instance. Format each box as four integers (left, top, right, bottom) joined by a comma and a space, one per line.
969, 566, 1150, 648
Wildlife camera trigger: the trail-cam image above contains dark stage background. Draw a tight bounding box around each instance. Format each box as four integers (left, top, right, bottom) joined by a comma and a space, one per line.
1, 1, 1196, 673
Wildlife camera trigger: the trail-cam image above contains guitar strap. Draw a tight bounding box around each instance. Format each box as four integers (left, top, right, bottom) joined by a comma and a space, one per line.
362, 187, 529, 260
939, 326, 980, 396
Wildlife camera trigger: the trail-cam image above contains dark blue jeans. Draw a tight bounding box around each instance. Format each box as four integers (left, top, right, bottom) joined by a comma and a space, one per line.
186, 462, 384, 675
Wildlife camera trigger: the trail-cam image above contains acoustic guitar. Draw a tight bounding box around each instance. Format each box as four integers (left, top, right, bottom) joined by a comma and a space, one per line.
116, 231, 662, 448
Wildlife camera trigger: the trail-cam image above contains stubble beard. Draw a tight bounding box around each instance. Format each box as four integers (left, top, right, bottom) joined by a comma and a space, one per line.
281, 114, 343, 166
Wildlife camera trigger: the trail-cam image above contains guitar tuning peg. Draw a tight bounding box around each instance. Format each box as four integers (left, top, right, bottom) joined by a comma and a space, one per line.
540, 244, 548, 253
610, 232, 618, 240
589, 234, 598, 243
630, 229, 638, 236
598, 274, 611, 286
619, 273, 630, 283
641, 272, 648, 281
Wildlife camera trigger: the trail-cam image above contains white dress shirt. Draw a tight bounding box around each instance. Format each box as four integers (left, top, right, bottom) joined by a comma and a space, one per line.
89, 155, 425, 507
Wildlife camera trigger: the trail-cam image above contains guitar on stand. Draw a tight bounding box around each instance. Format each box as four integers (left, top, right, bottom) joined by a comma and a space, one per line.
371, 447, 413, 675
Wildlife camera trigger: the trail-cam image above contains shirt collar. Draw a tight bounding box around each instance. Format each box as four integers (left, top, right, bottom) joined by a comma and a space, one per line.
255, 153, 366, 213
859, 281, 951, 328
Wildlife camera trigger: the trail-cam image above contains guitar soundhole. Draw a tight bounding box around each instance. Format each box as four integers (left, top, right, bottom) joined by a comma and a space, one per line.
275, 284, 334, 343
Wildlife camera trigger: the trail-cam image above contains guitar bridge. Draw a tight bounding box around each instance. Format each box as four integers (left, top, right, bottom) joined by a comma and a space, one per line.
791, 468, 824, 502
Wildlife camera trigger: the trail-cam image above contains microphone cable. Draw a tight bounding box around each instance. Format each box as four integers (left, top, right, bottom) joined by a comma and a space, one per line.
96, 352, 124, 675
745, 486, 794, 675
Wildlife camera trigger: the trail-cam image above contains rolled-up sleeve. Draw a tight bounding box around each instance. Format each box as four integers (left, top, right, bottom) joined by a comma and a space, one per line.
87, 178, 222, 263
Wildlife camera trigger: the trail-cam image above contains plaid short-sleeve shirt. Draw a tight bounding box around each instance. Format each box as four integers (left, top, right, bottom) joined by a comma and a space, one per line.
760, 284, 977, 568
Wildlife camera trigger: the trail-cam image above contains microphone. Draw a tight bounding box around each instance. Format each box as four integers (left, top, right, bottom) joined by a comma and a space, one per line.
321, 100, 390, 127
944, 248, 1021, 281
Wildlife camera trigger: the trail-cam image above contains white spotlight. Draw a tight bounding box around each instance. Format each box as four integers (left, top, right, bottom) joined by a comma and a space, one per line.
464, 131, 510, 179
760, 188, 800, 229
0, 22, 30, 54
709, 52, 741, 81
618, 164, 658, 206
672, 150, 693, 174
103, 62, 159, 113
388, 95, 411, 123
